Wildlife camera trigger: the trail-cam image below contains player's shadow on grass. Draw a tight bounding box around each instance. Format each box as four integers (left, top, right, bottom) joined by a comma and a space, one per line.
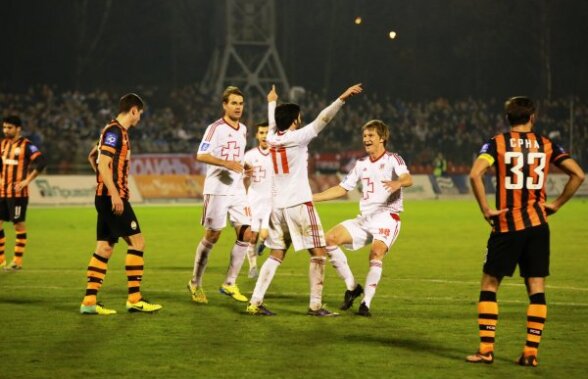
155, 266, 192, 271
344, 334, 502, 363
0, 296, 45, 305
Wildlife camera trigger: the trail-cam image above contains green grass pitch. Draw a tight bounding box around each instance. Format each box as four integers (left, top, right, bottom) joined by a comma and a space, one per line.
1, 199, 587, 378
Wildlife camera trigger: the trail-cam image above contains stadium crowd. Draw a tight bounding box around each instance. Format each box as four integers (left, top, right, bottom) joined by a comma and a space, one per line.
1, 84, 586, 173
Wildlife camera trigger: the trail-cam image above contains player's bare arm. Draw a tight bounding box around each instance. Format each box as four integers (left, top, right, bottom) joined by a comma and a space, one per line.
98, 155, 124, 215
88, 145, 98, 173
469, 157, 508, 224
338, 83, 363, 101
313, 185, 348, 202
544, 158, 585, 215
381, 173, 413, 193
267, 84, 278, 103
197, 153, 244, 174
14, 169, 41, 192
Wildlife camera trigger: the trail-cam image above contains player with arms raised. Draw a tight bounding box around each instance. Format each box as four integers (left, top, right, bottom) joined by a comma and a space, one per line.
246, 83, 363, 316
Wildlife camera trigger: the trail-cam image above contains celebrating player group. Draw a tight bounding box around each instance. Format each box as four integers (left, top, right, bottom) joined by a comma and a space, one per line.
4, 81, 583, 369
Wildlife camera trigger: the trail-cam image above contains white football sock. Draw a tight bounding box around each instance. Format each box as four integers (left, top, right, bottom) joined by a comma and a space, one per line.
224, 240, 249, 285
362, 259, 383, 308
247, 243, 257, 269
327, 246, 356, 291
191, 239, 214, 287
309, 256, 326, 311
250, 256, 281, 306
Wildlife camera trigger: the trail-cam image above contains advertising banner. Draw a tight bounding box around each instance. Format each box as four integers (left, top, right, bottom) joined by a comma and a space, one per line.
29, 176, 143, 205
133, 175, 205, 199
130, 154, 206, 175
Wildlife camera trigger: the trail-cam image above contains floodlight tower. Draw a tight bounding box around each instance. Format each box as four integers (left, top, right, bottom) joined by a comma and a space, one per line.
201, 0, 290, 98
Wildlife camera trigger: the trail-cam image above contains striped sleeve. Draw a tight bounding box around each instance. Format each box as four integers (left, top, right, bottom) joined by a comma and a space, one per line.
550, 141, 571, 166
197, 120, 222, 155
27, 143, 46, 170
99, 126, 122, 157
392, 153, 409, 175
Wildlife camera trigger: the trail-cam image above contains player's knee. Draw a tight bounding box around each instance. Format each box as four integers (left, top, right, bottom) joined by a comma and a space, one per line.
238, 225, 251, 242
128, 234, 145, 251
205, 229, 221, 243
14, 222, 26, 232
325, 233, 340, 246
309, 247, 326, 258
248, 231, 259, 244
370, 240, 388, 260
96, 242, 114, 258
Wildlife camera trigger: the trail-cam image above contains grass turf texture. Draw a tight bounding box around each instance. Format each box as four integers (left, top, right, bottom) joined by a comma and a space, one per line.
1, 199, 586, 378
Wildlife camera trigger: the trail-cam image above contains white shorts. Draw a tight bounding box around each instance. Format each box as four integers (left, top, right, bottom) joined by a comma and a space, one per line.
201, 194, 252, 231
248, 195, 271, 233
340, 211, 401, 251
266, 202, 326, 252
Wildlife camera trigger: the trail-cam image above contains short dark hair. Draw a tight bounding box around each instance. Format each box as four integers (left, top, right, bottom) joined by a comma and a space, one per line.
119, 93, 145, 113
2, 115, 22, 127
255, 121, 269, 133
275, 103, 300, 131
222, 86, 244, 103
505, 96, 535, 126
362, 119, 390, 144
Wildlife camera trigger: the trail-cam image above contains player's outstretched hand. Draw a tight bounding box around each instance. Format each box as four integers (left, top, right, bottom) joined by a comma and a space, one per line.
339, 83, 363, 101
267, 84, 278, 103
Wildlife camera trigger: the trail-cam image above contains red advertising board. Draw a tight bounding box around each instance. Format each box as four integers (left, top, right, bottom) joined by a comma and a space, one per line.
130, 154, 206, 175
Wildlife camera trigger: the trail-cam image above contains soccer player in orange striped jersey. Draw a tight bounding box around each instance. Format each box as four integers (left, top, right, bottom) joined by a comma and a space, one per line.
466, 96, 585, 366
0, 115, 46, 271
79, 93, 162, 315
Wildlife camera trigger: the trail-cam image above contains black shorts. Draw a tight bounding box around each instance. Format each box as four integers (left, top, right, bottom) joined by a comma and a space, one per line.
95, 196, 141, 244
483, 223, 550, 278
0, 197, 28, 223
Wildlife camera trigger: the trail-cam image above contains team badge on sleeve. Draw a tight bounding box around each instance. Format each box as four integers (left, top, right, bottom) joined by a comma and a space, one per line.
104, 132, 119, 147
553, 143, 567, 155
200, 142, 210, 152
479, 143, 490, 154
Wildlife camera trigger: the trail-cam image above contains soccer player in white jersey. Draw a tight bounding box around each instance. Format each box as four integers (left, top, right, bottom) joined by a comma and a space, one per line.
243, 122, 273, 279
313, 120, 413, 316
246, 83, 363, 316
187, 86, 253, 304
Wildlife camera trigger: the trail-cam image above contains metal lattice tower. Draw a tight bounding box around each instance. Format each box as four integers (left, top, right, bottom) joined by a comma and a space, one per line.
201, 0, 289, 99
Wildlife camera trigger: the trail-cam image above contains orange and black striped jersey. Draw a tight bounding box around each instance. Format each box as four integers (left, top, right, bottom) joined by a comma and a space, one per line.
477, 131, 570, 233
95, 120, 131, 199
0, 137, 45, 198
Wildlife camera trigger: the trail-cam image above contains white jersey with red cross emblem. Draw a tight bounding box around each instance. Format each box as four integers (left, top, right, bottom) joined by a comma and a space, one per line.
243, 146, 273, 209
197, 118, 248, 195
340, 151, 410, 216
